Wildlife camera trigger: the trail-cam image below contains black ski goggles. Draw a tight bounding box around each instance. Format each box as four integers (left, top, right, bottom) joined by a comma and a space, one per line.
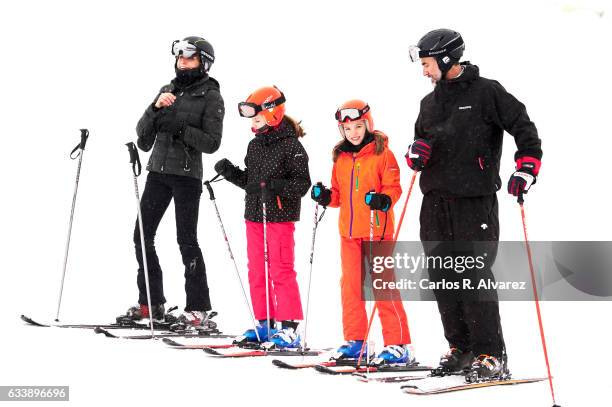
335, 104, 370, 122
171, 40, 198, 58
238, 93, 286, 118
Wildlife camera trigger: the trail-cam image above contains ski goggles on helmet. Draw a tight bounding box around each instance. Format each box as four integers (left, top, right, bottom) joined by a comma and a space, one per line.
171, 40, 198, 58
238, 93, 286, 118
335, 104, 370, 122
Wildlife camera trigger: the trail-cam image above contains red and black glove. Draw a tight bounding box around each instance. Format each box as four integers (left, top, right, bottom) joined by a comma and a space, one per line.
508, 156, 541, 197
405, 138, 432, 171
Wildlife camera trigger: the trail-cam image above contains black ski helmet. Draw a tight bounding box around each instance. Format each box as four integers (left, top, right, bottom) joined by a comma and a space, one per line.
415, 29, 465, 75
173, 36, 215, 73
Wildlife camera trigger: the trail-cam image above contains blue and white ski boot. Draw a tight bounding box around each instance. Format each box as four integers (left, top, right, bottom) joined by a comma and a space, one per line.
372, 344, 416, 366
270, 328, 301, 349
331, 340, 370, 360
235, 321, 277, 344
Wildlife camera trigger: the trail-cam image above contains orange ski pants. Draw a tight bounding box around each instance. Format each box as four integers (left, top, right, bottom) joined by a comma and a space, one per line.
340, 236, 411, 346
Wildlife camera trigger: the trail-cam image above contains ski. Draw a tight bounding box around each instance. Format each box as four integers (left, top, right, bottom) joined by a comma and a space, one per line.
203, 345, 330, 358
400, 375, 548, 395
93, 327, 235, 340
23, 310, 221, 334
271, 359, 348, 370
353, 369, 464, 383
314, 362, 433, 375
355, 374, 427, 384
162, 337, 235, 349
21, 314, 168, 330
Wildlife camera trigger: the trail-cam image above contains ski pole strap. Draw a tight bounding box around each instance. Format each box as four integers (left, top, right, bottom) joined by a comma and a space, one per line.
69, 128, 90, 159
203, 173, 225, 200
317, 206, 327, 223
204, 181, 215, 200
125, 142, 142, 176
209, 173, 222, 183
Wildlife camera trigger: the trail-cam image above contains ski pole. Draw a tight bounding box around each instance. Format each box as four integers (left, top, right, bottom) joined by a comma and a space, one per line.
55, 129, 89, 322
518, 193, 560, 407
392, 171, 417, 242
261, 182, 272, 342
366, 205, 375, 370
204, 176, 261, 342
357, 172, 418, 367
302, 193, 327, 352
126, 142, 155, 338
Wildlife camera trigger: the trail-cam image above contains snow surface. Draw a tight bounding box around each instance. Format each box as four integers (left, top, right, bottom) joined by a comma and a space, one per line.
1, 0, 611, 406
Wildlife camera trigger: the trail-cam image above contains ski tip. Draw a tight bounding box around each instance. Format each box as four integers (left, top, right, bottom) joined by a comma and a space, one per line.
162, 338, 182, 346
352, 373, 369, 382
20, 315, 47, 327
271, 359, 298, 369
314, 364, 341, 375
202, 347, 222, 356
93, 327, 117, 338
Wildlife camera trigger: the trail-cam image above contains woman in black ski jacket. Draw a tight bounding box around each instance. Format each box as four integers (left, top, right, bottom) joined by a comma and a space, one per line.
118, 36, 225, 327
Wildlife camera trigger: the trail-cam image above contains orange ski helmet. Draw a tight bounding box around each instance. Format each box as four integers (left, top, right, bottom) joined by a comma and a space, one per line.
238, 86, 286, 127
335, 99, 374, 137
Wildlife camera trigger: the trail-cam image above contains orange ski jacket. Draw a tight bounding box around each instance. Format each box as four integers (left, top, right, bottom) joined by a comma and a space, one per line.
328, 133, 402, 239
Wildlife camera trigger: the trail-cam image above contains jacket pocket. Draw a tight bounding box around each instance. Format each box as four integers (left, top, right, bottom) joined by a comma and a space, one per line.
280, 239, 295, 267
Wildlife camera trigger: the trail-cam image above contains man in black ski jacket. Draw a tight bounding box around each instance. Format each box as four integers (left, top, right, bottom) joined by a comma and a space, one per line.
406, 29, 543, 379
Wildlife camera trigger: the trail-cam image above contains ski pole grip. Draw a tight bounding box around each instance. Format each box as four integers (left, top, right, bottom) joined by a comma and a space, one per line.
517, 191, 525, 205
204, 181, 215, 200
125, 142, 142, 177
70, 128, 90, 159
79, 129, 89, 150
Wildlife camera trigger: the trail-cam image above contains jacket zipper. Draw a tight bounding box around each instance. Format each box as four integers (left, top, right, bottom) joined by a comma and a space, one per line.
161, 93, 183, 173
349, 155, 356, 238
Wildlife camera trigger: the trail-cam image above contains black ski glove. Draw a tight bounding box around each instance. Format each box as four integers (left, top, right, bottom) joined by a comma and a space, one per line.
365, 191, 392, 212
214, 158, 240, 180
311, 182, 332, 206
405, 138, 432, 171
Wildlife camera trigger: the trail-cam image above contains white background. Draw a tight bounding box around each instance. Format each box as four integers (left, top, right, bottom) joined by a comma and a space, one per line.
0, 0, 610, 406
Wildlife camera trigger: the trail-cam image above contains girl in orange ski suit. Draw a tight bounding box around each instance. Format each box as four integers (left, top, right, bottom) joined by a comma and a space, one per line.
312, 100, 412, 354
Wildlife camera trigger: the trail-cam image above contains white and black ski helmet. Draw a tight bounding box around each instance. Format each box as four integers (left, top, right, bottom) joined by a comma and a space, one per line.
172, 36, 215, 72
414, 29, 465, 74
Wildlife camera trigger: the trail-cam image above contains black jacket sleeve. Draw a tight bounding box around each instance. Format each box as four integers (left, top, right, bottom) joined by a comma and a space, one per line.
136, 103, 160, 152
414, 109, 425, 141
223, 145, 249, 190
489, 81, 542, 160
183, 89, 225, 154
277, 139, 311, 199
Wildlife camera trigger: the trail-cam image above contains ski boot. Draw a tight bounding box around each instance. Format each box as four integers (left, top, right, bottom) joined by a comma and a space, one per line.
371, 344, 416, 366
116, 304, 165, 326
431, 348, 474, 376
331, 340, 371, 361
269, 327, 301, 349
234, 321, 278, 346
169, 310, 218, 332
465, 354, 510, 383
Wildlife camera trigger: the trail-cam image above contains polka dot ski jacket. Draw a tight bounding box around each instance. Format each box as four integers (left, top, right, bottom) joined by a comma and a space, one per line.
225, 118, 311, 223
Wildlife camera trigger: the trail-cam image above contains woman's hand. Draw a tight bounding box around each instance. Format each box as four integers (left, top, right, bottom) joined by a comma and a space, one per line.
155, 92, 176, 109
